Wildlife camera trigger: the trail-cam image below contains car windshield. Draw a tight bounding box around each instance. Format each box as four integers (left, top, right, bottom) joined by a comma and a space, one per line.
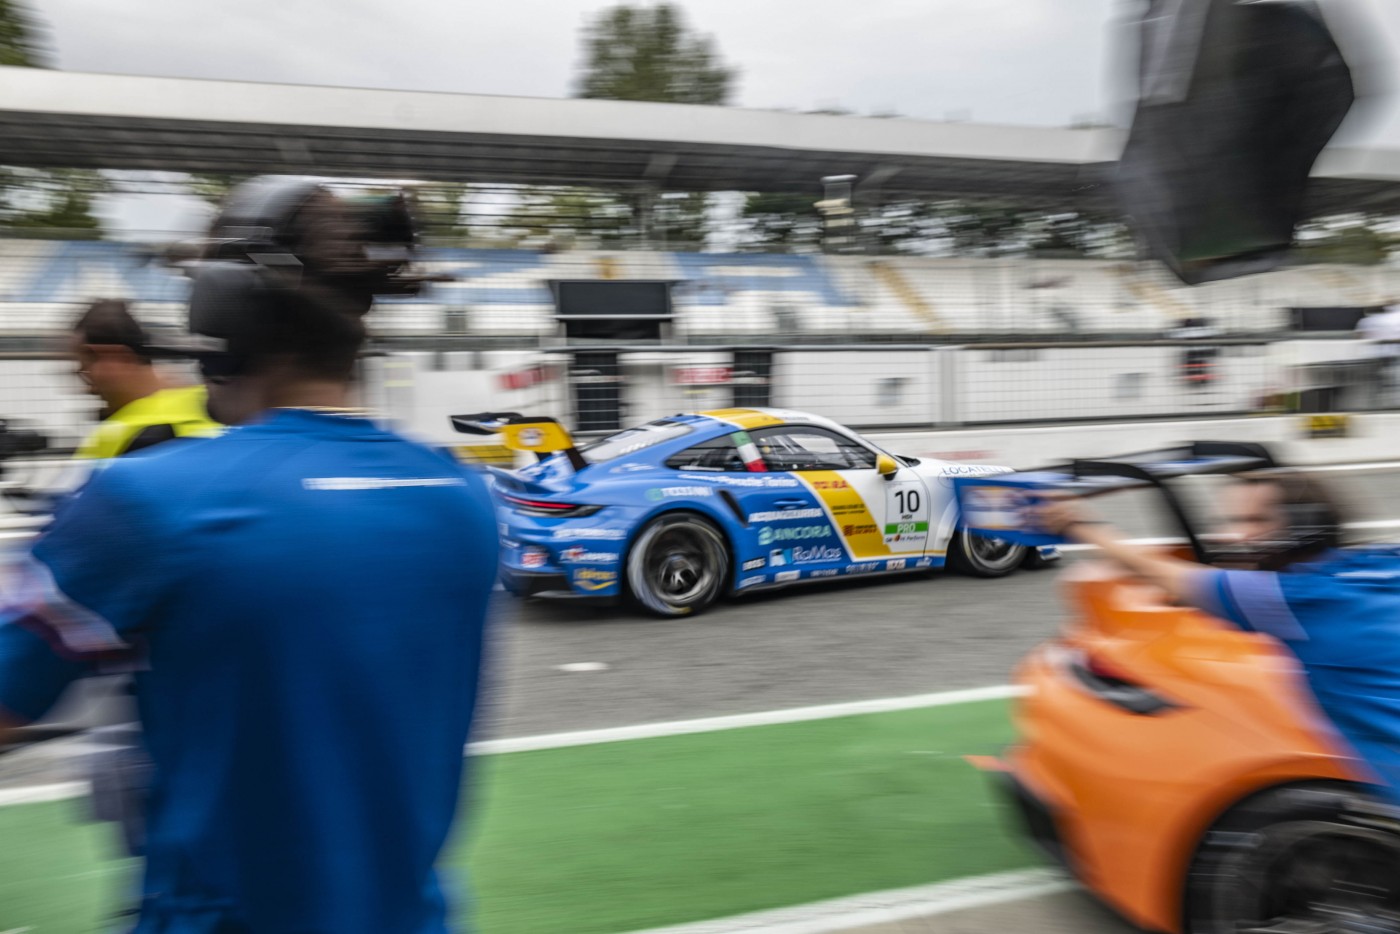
579, 419, 695, 463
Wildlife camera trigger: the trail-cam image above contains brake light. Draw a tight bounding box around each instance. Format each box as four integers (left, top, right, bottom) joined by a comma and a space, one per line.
499, 492, 602, 518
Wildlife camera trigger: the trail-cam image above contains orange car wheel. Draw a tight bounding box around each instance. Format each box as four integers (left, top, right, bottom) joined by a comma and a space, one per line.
1184, 782, 1400, 934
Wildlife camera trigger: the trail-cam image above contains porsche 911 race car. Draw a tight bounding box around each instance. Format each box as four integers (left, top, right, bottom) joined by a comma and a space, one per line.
453, 407, 1053, 617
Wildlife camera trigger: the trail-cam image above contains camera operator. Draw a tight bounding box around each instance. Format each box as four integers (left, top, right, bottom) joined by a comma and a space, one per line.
71, 299, 221, 459
0, 178, 498, 933
1038, 472, 1400, 803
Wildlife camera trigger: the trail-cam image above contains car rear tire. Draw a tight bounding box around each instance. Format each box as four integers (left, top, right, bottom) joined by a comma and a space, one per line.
627, 514, 730, 618
1184, 782, 1400, 934
948, 528, 1027, 578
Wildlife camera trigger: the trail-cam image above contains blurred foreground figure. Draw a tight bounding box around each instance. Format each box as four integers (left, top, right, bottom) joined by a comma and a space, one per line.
1118, 0, 1358, 284
71, 299, 220, 458
0, 178, 498, 933
1039, 472, 1400, 801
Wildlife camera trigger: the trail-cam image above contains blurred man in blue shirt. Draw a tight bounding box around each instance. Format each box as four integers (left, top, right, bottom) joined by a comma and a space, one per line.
0, 283, 498, 933
1041, 472, 1400, 803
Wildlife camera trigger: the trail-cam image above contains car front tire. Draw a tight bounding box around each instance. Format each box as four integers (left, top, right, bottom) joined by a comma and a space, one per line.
948, 528, 1027, 578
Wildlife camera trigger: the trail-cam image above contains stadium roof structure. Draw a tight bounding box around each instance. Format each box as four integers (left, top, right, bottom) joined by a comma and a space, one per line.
4, 66, 1400, 214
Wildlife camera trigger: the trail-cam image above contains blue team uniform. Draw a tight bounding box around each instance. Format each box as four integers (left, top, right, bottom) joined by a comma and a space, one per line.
0, 409, 498, 933
1193, 548, 1400, 802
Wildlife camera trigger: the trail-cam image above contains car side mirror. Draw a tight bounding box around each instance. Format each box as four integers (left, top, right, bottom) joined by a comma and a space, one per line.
876, 453, 899, 480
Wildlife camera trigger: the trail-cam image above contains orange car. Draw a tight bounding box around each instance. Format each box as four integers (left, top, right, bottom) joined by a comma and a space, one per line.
955, 443, 1400, 934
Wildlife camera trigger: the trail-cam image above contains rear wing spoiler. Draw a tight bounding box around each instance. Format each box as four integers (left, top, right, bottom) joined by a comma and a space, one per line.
450, 413, 587, 471
952, 441, 1279, 562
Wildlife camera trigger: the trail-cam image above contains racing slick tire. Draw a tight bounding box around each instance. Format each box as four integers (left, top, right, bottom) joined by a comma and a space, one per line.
1184, 782, 1400, 934
626, 513, 730, 618
948, 528, 1027, 579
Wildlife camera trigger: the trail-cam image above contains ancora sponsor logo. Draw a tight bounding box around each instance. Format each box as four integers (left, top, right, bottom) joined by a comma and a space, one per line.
758, 524, 833, 546
748, 509, 825, 522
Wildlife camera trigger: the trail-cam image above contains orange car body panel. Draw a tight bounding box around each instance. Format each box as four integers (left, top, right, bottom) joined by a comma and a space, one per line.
1004, 561, 1366, 934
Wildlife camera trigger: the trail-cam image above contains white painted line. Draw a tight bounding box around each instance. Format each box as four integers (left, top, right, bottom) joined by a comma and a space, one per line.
468, 685, 1025, 756
0, 686, 1028, 807
623, 868, 1072, 934
555, 662, 611, 673
0, 781, 87, 806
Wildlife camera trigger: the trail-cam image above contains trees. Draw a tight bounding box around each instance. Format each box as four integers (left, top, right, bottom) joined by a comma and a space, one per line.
497, 3, 735, 248
0, 1, 114, 237
575, 3, 734, 106
0, 0, 46, 67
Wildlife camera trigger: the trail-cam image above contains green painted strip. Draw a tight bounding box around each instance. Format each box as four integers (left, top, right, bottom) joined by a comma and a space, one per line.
884, 521, 930, 534
0, 700, 1029, 934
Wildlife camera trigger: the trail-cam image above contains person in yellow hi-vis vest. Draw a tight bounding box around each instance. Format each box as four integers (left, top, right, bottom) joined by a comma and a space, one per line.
71, 300, 222, 459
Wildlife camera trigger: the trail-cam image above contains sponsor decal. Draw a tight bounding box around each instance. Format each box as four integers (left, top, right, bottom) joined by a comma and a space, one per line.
573, 568, 618, 591
841, 523, 878, 537
846, 562, 881, 574
937, 465, 1010, 486
521, 548, 548, 569
810, 568, 840, 578
758, 524, 833, 546
748, 509, 825, 522
517, 427, 545, 447
789, 544, 844, 564
809, 478, 849, 491
915, 557, 933, 569
742, 557, 767, 572
498, 522, 510, 538
553, 528, 627, 542
769, 545, 845, 566
884, 521, 931, 536
612, 462, 655, 474
738, 575, 766, 589
887, 558, 907, 571
646, 486, 714, 501
775, 570, 801, 583
961, 486, 1026, 532
682, 474, 799, 489
561, 547, 619, 564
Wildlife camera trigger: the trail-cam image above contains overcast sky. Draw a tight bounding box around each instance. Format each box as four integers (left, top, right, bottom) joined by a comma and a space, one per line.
24, 0, 1400, 234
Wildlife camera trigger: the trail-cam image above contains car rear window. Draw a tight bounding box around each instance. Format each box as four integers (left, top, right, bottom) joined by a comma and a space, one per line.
580, 419, 695, 463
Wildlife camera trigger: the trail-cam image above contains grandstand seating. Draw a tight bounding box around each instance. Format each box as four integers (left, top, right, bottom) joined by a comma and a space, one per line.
0, 239, 1396, 338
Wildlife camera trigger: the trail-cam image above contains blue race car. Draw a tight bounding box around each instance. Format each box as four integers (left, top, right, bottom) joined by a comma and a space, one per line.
453, 408, 1053, 617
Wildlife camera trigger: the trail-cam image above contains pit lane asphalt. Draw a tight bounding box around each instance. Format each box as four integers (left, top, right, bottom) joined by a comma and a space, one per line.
482, 466, 1400, 740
